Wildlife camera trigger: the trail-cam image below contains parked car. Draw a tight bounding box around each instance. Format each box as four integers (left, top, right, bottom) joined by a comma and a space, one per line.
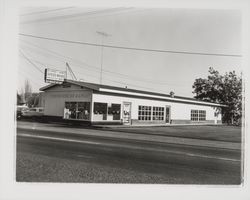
16, 105, 28, 119
22, 107, 44, 117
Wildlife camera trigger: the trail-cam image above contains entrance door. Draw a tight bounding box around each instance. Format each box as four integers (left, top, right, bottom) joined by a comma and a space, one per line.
165, 106, 171, 123
123, 102, 132, 125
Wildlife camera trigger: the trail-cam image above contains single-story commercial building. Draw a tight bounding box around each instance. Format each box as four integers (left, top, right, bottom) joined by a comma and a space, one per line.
40, 79, 224, 125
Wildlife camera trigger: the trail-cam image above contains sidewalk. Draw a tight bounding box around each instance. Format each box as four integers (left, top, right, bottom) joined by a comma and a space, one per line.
16, 122, 241, 150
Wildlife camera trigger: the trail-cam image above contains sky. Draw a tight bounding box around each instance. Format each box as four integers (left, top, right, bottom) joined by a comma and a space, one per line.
18, 7, 242, 97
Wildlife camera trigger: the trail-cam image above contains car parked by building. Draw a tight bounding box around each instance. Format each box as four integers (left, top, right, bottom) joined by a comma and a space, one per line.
22, 107, 44, 117
16, 105, 28, 119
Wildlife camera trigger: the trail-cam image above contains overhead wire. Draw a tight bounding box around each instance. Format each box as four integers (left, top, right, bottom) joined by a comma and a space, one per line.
19, 49, 44, 73
19, 33, 242, 58
20, 40, 190, 87
20, 7, 134, 24
18, 55, 45, 90
32, 58, 163, 92
18, 8, 241, 94
19, 46, 167, 92
20, 42, 102, 82
20, 7, 75, 16
18, 71, 43, 88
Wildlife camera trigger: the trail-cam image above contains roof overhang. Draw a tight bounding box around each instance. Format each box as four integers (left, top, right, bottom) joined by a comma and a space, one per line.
39, 80, 226, 107
98, 88, 226, 107
39, 83, 57, 91
39, 80, 100, 91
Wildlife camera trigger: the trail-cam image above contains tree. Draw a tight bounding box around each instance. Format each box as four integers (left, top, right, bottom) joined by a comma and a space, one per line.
24, 79, 32, 102
192, 67, 242, 125
17, 93, 22, 105
26, 93, 40, 108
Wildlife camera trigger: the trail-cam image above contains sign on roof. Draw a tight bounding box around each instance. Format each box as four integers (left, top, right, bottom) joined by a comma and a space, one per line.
44, 68, 66, 84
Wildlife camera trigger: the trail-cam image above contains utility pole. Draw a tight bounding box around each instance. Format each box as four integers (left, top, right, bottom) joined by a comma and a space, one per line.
96, 31, 111, 85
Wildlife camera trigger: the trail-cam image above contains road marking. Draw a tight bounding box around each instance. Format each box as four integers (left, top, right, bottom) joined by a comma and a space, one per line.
18, 133, 241, 162
76, 154, 93, 159
185, 153, 240, 162
19, 133, 101, 145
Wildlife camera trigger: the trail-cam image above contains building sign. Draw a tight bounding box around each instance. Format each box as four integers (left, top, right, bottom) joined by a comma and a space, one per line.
44, 68, 66, 84
50, 92, 91, 99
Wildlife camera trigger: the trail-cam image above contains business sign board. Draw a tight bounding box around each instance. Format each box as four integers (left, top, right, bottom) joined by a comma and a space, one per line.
44, 68, 66, 84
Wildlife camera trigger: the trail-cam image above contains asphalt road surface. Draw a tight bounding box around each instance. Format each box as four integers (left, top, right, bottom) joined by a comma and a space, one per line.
16, 125, 242, 184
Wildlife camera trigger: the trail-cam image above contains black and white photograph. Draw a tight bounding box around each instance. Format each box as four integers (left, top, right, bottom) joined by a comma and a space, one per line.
0, 0, 250, 200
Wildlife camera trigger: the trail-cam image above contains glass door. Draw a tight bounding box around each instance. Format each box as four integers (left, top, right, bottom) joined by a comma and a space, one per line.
123, 102, 132, 125
165, 106, 171, 123
65, 102, 77, 119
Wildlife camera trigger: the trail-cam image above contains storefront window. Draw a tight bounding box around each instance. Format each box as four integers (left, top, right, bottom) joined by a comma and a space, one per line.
65, 102, 77, 119
65, 102, 90, 120
77, 102, 90, 120
108, 104, 121, 120
94, 102, 107, 120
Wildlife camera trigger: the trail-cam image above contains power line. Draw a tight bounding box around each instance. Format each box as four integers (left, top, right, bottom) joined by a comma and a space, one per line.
20, 7, 74, 16
20, 40, 190, 87
19, 44, 172, 93
21, 8, 152, 27
21, 7, 133, 24
29, 57, 160, 92
19, 33, 242, 57
19, 49, 166, 92
31, 58, 182, 92
18, 71, 43, 88
19, 49, 44, 73
18, 62, 44, 80
20, 39, 103, 72
20, 43, 101, 76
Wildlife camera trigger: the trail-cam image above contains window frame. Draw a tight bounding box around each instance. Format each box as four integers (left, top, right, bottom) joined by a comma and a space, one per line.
138, 105, 152, 121
191, 109, 206, 121
152, 106, 164, 121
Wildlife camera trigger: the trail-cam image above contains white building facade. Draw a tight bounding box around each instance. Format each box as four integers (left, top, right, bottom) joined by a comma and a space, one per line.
40, 80, 223, 125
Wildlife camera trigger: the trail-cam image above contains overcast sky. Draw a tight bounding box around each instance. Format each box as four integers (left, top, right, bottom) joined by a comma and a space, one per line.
18, 7, 242, 97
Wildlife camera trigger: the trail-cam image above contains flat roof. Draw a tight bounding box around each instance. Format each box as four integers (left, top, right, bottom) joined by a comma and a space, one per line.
40, 79, 226, 107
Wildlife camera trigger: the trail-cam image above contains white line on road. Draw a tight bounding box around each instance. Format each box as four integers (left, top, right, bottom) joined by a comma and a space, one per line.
185, 153, 240, 162
18, 133, 241, 162
76, 154, 93, 159
19, 133, 101, 145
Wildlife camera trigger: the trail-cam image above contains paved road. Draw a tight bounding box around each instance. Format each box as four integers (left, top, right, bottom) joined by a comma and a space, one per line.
16, 124, 242, 184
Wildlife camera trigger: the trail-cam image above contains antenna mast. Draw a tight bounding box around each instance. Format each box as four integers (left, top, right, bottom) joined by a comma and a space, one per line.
66, 62, 77, 81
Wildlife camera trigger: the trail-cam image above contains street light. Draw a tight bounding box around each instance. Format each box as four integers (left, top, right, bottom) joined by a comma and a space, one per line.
96, 31, 111, 85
